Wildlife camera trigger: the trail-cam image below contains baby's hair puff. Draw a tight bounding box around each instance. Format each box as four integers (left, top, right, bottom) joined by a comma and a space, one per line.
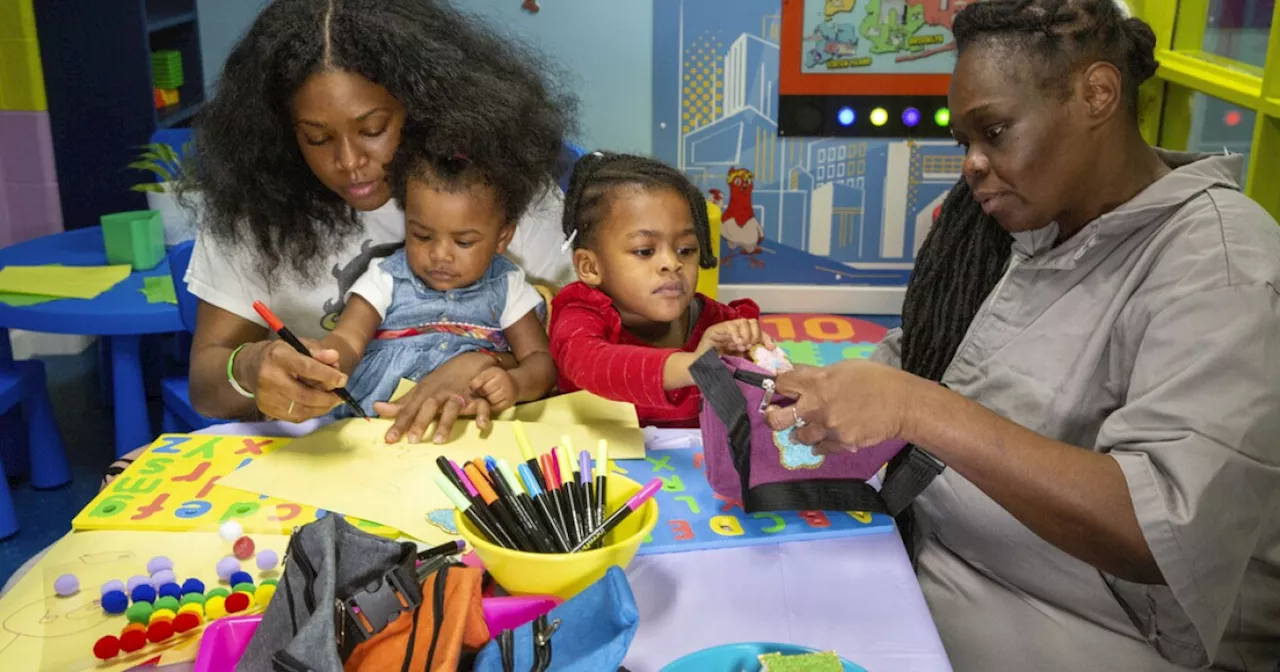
561, 152, 718, 270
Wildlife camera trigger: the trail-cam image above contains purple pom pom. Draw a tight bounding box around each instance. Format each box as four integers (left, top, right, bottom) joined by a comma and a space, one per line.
101, 579, 125, 596
216, 556, 240, 581
150, 568, 176, 586
256, 549, 279, 571
145, 556, 173, 574
54, 574, 79, 597
125, 575, 150, 592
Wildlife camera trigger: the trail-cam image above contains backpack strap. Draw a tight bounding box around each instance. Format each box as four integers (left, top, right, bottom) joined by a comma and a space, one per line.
689, 350, 888, 514
878, 445, 945, 516
336, 544, 422, 660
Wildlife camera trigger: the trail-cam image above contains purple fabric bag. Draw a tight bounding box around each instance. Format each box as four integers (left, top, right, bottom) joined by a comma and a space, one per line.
689, 351, 907, 513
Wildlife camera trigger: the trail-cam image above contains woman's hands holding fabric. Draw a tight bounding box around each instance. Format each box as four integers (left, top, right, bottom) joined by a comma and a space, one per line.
763, 359, 918, 452
373, 351, 501, 444
238, 337, 346, 422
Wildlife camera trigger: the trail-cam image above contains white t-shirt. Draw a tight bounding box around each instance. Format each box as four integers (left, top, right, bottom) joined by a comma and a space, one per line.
348, 258, 545, 329
185, 186, 573, 341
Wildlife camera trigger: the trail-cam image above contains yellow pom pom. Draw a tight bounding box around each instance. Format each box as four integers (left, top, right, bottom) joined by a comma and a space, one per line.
149, 608, 176, 623
255, 583, 277, 606
177, 603, 204, 617
205, 595, 227, 619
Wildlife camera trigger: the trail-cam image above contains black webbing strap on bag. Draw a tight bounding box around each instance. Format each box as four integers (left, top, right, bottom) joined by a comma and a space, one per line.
879, 444, 946, 516
689, 350, 887, 514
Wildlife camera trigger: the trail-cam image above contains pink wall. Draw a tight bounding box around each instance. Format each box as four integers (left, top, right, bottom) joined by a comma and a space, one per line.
0, 111, 63, 248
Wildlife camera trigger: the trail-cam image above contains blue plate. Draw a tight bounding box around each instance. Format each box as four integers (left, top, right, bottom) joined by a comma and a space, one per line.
662, 642, 869, 671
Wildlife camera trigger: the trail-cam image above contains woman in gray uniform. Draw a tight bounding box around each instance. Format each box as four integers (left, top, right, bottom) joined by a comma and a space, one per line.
766, 1, 1280, 670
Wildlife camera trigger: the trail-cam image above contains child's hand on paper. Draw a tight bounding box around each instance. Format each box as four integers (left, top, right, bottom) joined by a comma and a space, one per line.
469, 367, 518, 416
374, 352, 502, 444
695, 318, 775, 358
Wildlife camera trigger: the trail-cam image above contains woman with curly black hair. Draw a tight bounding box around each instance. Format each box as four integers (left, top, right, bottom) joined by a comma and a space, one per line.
764, 1, 1280, 669
167, 0, 576, 447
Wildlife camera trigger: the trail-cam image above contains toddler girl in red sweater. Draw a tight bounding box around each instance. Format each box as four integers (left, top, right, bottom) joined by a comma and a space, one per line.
548, 152, 774, 427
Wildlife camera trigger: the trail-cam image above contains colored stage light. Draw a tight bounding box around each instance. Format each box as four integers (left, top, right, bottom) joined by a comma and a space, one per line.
837, 107, 856, 126
934, 107, 951, 126
902, 107, 921, 127
870, 107, 888, 126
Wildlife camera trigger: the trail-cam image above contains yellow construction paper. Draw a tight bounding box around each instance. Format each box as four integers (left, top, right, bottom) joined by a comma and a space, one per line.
0, 530, 288, 672
0, 264, 131, 300
390, 381, 640, 428
220, 416, 646, 545
72, 434, 399, 539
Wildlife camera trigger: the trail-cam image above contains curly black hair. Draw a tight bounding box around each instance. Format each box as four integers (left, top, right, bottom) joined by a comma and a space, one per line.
890, 0, 1158, 556
561, 152, 718, 270
182, 0, 577, 281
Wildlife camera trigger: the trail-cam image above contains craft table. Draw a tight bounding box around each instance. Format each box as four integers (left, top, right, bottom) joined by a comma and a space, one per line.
0, 227, 184, 457
150, 420, 954, 672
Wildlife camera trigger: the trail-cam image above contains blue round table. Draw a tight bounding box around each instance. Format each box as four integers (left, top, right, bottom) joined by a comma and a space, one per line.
0, 227, 183, 457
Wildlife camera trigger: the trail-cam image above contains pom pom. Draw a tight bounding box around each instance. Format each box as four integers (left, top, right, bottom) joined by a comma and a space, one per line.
205, 587, 230, 599
225, 592, 250, 613
204, 596, 227, 619
158, 583, 183, 600
119, 629, 147, 653
54, 574, 79, 597
260, 578, 278, 587
147, 619, 175, 643
101, 590, 129, 614
149, 608, 176, 623
125, 575, 150, 592
173, 611, 201, 633
125, 601, 154, 624
146, 556, 173, 574
228, 571, 253, 587
154, 596, 180, 612
216, 556, 240, 581
121, 622, 146, 636
232, 582, 256, 596
151, 569, 176, 587
92, 635, 120, 660
256, 549, 279, 571
219, 521, 244, 542
177, 602, 204, 617
233, 536, 256, 560
181, 578, 205, 595
101, 579, 125, 596
180, 592, 205, 606
255, 583, 277, 606
129, 584, 156, 604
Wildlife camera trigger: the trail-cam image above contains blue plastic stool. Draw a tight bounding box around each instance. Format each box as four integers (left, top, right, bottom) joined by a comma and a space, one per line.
0, 332, 73, 539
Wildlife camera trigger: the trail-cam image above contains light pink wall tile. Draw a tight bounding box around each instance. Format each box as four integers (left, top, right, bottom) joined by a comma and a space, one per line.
0, 111, 58, 185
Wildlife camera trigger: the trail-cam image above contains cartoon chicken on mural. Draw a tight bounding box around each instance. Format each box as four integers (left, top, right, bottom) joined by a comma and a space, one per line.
719, 167, 766, 269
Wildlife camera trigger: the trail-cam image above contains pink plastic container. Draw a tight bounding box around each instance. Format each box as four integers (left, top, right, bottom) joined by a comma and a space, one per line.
193, 614, 261, 672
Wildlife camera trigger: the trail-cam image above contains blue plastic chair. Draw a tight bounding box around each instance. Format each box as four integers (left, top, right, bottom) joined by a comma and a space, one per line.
558, 142, 588, 193
0, 336, 72, 539
159, 241, 227, 433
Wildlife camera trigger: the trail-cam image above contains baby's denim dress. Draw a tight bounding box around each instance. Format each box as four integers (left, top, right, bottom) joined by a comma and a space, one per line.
335, 250, 518, 418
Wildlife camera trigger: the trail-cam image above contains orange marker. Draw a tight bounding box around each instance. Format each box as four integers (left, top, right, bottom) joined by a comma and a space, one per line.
463, 463, 532, 551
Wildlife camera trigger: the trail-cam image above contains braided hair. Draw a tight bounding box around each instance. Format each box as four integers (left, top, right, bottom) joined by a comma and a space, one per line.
900, 0, 1159, 384
561, 152, 718, 270
892, 0, 1159, 554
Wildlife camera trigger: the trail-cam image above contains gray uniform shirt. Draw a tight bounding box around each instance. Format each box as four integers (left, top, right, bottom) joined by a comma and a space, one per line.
872, 151, 1280, 671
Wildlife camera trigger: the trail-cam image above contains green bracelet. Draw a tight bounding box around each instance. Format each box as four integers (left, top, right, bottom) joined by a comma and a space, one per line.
227, 343, 256, 399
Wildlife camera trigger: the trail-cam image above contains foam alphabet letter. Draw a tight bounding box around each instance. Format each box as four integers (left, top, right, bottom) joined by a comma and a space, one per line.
87, 495, 133, 518
112, 477, 162, 494
182, 438, 221, 460
670, 519, 695, 541
798, 510, 831, 528
660, 475, 685, 492
132, 494, 170, 520
220, 501, 261, 523
150, 436, 191, 454
137, 458, 173, 475
268, 504, 301, 523
673, 495, 700, 514
236, 438, 272, 455
752, 511, 785, 534
847, 511, 872, 524
710, 515, 744, 536
175, 500, 212, 518
645, 455, 673, 473
170, 461, 211, 483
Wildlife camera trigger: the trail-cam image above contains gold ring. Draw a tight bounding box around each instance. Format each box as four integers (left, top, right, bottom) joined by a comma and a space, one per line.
287, 400, 295, 416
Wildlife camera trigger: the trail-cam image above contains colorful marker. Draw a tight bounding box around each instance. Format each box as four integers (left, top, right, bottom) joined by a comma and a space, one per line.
486, 459, 553, 553
465, 462, 534, 552
512, 421, 547, 490
433, 473, 506, 548
251, 300, 367, 419
570, 478, 662, 553
594, 439, 609, 548
518, 463, 570, 553
498, 459, 562, 553
441, 458, 513, 549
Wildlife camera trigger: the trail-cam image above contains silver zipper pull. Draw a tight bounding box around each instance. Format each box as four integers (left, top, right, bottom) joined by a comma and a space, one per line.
759, 378, 776, 412
534, 618, 561, 647
334, 598, 346, 649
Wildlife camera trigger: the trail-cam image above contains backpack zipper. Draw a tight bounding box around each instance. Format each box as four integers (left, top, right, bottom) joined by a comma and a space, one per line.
285, 529, 319, 612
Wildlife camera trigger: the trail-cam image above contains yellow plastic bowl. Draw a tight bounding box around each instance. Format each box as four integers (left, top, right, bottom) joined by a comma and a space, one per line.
455, 473, 658, 600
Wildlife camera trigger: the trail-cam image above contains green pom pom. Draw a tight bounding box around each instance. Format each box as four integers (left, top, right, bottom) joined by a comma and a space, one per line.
180, 592, 206, 606
125, 601, 153, 624
260, 579, 278, 587
154, 596, 180, 612
232, 582, 257, 595
205, 587, 230, 599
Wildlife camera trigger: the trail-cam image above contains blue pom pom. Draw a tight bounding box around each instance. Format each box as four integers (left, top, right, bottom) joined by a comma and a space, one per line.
157, 583, 182, 599
102, 590, 129, 614
228, 571, 253, 587
180, 578, 205, 595
129, 584, 156, 604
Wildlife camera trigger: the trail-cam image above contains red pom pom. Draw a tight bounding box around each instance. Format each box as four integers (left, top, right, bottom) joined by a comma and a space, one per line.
225, 592, 250, 613
233, 536, 255, 560
93, 635, 121, 660
119, 629, 148, 652
173, 612, 201, 633
147, 619, 175, 643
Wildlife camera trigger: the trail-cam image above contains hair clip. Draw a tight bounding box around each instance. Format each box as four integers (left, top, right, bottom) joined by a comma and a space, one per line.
560, 229, 578, 253
590, 151, 603, 158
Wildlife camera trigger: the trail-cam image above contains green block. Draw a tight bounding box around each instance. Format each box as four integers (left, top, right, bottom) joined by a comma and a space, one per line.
100, 210, 164, 271
150, 50, 184, 89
